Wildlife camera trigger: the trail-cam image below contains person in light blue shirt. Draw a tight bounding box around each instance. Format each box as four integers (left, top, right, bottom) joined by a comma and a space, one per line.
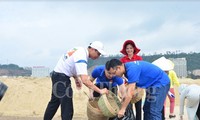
105, 59, 170, 120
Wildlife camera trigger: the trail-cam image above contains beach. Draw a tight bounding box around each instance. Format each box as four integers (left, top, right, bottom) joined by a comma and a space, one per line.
0, 77, 200, 120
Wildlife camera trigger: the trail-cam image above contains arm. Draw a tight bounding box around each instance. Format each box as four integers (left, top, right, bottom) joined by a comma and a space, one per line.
118, 83, 136, 118
88, 76, 95, 100
171, 71, 180, 87
179, 89, 187, 117
118, 83, 126, 100
73, 76, 82, 90
79, 75, 108, 95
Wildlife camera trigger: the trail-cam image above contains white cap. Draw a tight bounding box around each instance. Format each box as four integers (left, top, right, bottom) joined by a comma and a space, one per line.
152, 56, 174, 71
89, 41, 106, 55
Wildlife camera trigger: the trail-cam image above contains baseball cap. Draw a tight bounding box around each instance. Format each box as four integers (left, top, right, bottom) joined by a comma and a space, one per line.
89, 41, 106, 55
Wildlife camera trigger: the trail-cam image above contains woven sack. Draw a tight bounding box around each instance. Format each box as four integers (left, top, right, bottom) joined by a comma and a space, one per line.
98, 91, 121, 117
87, 98, 109, 120
130, 88, 144, 103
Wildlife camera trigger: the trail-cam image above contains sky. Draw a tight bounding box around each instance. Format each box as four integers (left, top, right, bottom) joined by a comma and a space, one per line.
0, 0, 200, 70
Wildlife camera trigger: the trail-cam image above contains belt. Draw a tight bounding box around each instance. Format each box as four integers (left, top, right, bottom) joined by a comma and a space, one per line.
51, 71, 69, 78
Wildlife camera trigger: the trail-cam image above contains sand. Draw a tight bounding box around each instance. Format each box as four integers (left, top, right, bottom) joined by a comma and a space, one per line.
0, 77, 200, 120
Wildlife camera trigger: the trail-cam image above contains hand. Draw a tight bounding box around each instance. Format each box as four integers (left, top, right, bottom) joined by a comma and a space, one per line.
75, 79, 82, 90
99, 88, 108, 95
117, 109, 125, 118
180, 115, 183, 120
168, 91, 175, 98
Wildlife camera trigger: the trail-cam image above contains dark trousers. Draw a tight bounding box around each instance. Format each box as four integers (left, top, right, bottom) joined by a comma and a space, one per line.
161, 106, 165, 120
134, 99, 142, 120
44, 71, 73, 120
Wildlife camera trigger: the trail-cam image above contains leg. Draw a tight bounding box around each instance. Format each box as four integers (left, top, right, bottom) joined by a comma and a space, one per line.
135, 99, 142, 120
143, 84, 170, 120
44, 72, 73, 120
60, 84, 73, 120
44, 74, 61, 120
168, 88, 176, 118
44, 92, 60, 120
161, 106, 165, 120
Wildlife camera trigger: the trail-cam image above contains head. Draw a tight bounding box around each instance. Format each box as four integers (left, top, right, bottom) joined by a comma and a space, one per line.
104, 69, 114, 79
105, 59, 124, 77
120, 40, 140, 56
88, 41, 106, 60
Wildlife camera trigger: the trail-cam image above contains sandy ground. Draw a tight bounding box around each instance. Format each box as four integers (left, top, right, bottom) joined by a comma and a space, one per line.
0, 77, 200, 120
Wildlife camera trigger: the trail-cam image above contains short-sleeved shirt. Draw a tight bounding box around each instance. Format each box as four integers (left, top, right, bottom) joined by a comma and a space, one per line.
91, 65, 123, 87
125, 61, 170, 88
120, 54, 143, 63
54, 47, 88, 77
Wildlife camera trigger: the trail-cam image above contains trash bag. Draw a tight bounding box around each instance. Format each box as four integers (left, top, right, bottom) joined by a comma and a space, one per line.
112, 103, 135, 120
0, 81, 8, 101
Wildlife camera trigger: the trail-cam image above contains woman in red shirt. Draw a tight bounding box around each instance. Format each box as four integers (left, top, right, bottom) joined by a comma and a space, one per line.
120, 40, 142, 62
120, 40, 143, 120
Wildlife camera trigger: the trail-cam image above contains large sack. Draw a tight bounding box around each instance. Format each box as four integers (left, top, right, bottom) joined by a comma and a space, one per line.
131, 87, 144, 104
98, 91, 121, 117
87, 98, 108, 120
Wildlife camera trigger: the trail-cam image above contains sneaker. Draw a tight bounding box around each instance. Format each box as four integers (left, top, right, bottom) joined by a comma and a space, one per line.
169, 115, 176, 119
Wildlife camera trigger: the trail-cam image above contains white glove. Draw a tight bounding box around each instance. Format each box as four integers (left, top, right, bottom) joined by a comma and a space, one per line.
168, 91, 175, 98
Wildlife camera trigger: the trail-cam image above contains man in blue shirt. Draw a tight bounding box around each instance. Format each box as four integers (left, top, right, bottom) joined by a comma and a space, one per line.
105, 59, 170, 120
89, 65, 136, 120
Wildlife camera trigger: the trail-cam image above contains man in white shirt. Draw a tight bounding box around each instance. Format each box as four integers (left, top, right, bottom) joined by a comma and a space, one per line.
44, 41, 108, 120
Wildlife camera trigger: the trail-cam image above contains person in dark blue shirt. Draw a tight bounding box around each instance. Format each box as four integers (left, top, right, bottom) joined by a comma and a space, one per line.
89, 65, 126, 99
105, 59, 170, 120
89, 65, 136, 120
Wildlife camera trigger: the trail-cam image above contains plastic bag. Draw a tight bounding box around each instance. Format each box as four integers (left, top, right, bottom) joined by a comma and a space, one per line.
112, 103, 135, 120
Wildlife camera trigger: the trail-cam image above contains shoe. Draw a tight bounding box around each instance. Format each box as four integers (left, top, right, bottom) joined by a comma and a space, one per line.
169, 115, 176, 119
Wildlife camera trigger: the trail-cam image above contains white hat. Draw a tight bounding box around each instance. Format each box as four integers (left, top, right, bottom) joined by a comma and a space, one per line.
152, 56, 174, 71
89, 41, 106, 55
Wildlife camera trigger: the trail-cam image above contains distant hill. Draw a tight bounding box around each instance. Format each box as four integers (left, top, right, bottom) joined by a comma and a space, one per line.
1, 52, 200, 77
88, 52, 200, 72
0, 64, 31, 76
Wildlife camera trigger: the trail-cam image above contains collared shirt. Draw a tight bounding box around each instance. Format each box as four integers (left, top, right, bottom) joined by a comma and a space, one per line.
120, 54, 142, 63
54, 47, 88, 77
125, 61, 170, 88
91, 65, 123, 87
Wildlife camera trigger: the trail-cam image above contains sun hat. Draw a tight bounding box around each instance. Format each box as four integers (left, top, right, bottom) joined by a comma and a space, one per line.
152, 56, 174, 71
89, 41, 106, 55
120, 40, 141, 55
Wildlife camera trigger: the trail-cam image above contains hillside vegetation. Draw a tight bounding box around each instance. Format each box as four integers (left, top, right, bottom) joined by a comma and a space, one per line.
0, 52, 200, 76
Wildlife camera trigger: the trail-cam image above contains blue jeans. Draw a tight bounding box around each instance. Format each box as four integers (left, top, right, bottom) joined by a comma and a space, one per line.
143, 84, 170, 120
